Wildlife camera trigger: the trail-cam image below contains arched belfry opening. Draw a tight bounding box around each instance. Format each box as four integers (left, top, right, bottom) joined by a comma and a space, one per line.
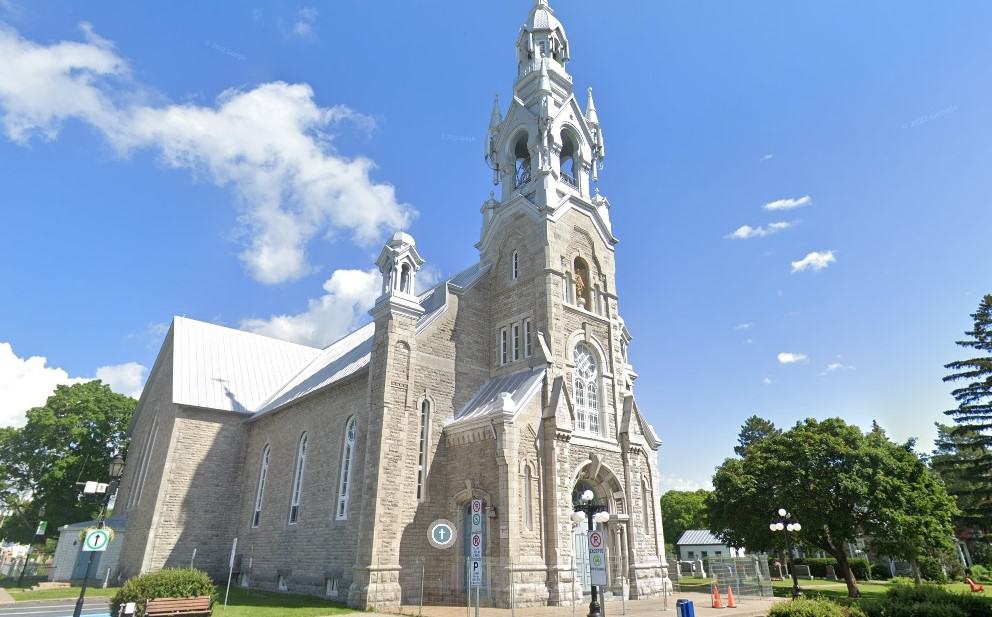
513, 133, 531, 189
573, 257, 591, 310
559, 130, 579, 188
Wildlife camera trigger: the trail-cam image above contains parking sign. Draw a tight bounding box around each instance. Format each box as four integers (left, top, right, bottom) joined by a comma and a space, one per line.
588, 530, 608, 586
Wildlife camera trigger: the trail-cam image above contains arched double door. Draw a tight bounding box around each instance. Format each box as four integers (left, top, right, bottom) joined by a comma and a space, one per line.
571, 461, 630, 597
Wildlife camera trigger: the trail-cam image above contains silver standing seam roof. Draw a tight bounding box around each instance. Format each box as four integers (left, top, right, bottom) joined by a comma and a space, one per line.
167, 262, 485, 419
675, 530, 724, 546
446, 366, 546, 428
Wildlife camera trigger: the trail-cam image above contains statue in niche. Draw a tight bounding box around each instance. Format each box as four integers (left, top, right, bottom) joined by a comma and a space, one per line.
574, 271, 587, 304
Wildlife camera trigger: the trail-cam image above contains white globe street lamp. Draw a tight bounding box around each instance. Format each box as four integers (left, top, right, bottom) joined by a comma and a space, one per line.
770, 508, 802, 600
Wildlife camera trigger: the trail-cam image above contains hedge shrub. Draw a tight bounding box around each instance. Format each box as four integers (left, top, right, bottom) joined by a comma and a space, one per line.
792, 557, 871, 580
879, 583, 992, 617
970, 565, 992, 582
919, 556, 949, 584
111, 568, 217, 617
768, 598, 865, 617
870, 564, 891, 580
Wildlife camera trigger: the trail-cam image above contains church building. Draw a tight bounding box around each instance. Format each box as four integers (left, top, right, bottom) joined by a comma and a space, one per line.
114, 0, 667, 608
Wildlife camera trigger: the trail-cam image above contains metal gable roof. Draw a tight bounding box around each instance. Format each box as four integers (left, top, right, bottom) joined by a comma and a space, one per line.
252, 322, 375, 417
446, 366, 546, 429
171, 316, 321, 414
676, 530, 724, 546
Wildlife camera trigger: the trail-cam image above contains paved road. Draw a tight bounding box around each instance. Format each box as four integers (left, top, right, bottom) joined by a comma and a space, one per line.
0, 598, 110, 617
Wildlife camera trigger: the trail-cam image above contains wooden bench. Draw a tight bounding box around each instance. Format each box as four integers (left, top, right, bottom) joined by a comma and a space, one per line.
144, 596, 212, 616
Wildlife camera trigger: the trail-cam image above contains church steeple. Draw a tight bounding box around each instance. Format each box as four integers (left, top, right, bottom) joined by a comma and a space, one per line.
482, 0, 610, 217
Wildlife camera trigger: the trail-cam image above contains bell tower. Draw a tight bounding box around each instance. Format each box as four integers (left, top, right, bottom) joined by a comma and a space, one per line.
483, 0, 606, 212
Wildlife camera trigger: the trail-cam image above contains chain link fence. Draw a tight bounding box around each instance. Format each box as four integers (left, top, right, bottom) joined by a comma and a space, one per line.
370, 554, 690, 617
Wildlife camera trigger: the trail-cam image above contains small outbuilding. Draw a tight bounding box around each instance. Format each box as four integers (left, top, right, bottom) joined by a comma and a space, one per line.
49, 515, 126, 583
675, 529, 744, 561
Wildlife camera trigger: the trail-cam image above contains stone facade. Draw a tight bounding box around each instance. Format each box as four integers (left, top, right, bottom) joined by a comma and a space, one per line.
115, 0, 667, 609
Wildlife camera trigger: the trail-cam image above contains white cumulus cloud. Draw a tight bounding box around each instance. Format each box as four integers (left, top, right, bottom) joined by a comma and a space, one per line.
95, 362, 147, 398
777, 352, 807, 364
240, 268, 381, 347
0, 23, 413, 284
791, 250, 836, 273
726, 221, 794, 239
764, 196, 812, 211
0, 342, 146, 427
240, 264, 445, 347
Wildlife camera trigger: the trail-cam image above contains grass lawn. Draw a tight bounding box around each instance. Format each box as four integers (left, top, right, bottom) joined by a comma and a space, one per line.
6, 585, 120, 602
212, 587, 353, 617
771, 578, 985, 600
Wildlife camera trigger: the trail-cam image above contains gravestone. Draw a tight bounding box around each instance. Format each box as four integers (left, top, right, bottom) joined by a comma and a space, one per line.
695, 559, 707, 578
679, 560, 695, 576
825, 565, 837, 580
793, 564, 813, 580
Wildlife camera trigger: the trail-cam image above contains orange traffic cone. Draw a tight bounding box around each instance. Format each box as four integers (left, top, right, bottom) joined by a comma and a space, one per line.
712, 584, 724, 608
726, 585, 737, 608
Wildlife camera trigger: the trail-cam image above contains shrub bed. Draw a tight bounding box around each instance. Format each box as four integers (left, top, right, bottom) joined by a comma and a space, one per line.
857, 583, 992, 617
792, 557, 871, 580
768, 598, 865, 617
111, 568, 217, 617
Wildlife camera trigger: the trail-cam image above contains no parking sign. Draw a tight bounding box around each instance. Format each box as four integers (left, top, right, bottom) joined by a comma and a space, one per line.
588, 530, 608, 586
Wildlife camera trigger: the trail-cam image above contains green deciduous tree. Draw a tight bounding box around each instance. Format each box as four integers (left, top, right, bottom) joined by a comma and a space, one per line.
660, 489, 710, 552
708, 417, 956, 598
0, 381, 135, 544
941, 294, 992, 524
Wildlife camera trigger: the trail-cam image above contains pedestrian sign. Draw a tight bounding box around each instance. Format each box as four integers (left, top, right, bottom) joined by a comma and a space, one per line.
83, 528, 111, 552
428, 519, 457, 549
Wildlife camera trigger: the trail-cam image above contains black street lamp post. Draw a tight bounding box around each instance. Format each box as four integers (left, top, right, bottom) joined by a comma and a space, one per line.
72, 454, 125, 617
572, 489, 611, 617
769, 508, 802, 599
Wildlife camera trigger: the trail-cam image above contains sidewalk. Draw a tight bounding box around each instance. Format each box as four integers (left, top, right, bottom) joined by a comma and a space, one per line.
382, 592, 782, 617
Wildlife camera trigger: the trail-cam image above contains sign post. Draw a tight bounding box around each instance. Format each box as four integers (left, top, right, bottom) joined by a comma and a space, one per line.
588, 531, 608, 587
470, 499, 483, 617
224, 537, 237, 607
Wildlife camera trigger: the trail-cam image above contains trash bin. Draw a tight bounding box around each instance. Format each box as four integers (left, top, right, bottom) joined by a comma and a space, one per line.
675, 599, 695, 617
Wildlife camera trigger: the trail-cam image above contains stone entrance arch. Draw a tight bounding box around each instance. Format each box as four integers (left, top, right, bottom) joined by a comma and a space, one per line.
571, 455, 630, 598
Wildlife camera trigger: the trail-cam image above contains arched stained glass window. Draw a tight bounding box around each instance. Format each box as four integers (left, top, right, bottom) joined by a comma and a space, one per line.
336, 418, 357, 520
417, 400, 430, 501
573, 344, 600, 435
252, 445, 270, 528
288, 433, 307, 524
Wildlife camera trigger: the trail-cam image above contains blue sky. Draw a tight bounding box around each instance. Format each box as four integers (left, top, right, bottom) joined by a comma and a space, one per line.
1, 1, 990, 492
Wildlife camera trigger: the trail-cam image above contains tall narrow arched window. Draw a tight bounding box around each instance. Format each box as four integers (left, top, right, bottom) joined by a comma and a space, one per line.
573, 343, 600, 435
417, 400, 430, 501
252, 445, 270, 528
524, 464, 534, 531
573, 257, 591, 310
400, 264, 411, 294
559, 131, 578, 188
513, 134, 531, 189
336, 418, 357, 520
512, 251, 519, 280
288, 433, 307, 524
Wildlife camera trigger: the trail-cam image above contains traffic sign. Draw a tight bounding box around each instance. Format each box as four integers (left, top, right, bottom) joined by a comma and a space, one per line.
470, 532, 482, 558
428, 519, 457, 549
470, 559, 482, 587
83, 528, 111, 552
588, 530, 608, 586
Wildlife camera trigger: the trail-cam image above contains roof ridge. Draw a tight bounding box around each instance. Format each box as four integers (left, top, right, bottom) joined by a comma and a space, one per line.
174, 315, 322, 351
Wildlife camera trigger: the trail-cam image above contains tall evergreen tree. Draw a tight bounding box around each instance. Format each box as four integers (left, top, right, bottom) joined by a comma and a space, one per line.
734, 415, 780, 457
942, 294, 992, 523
